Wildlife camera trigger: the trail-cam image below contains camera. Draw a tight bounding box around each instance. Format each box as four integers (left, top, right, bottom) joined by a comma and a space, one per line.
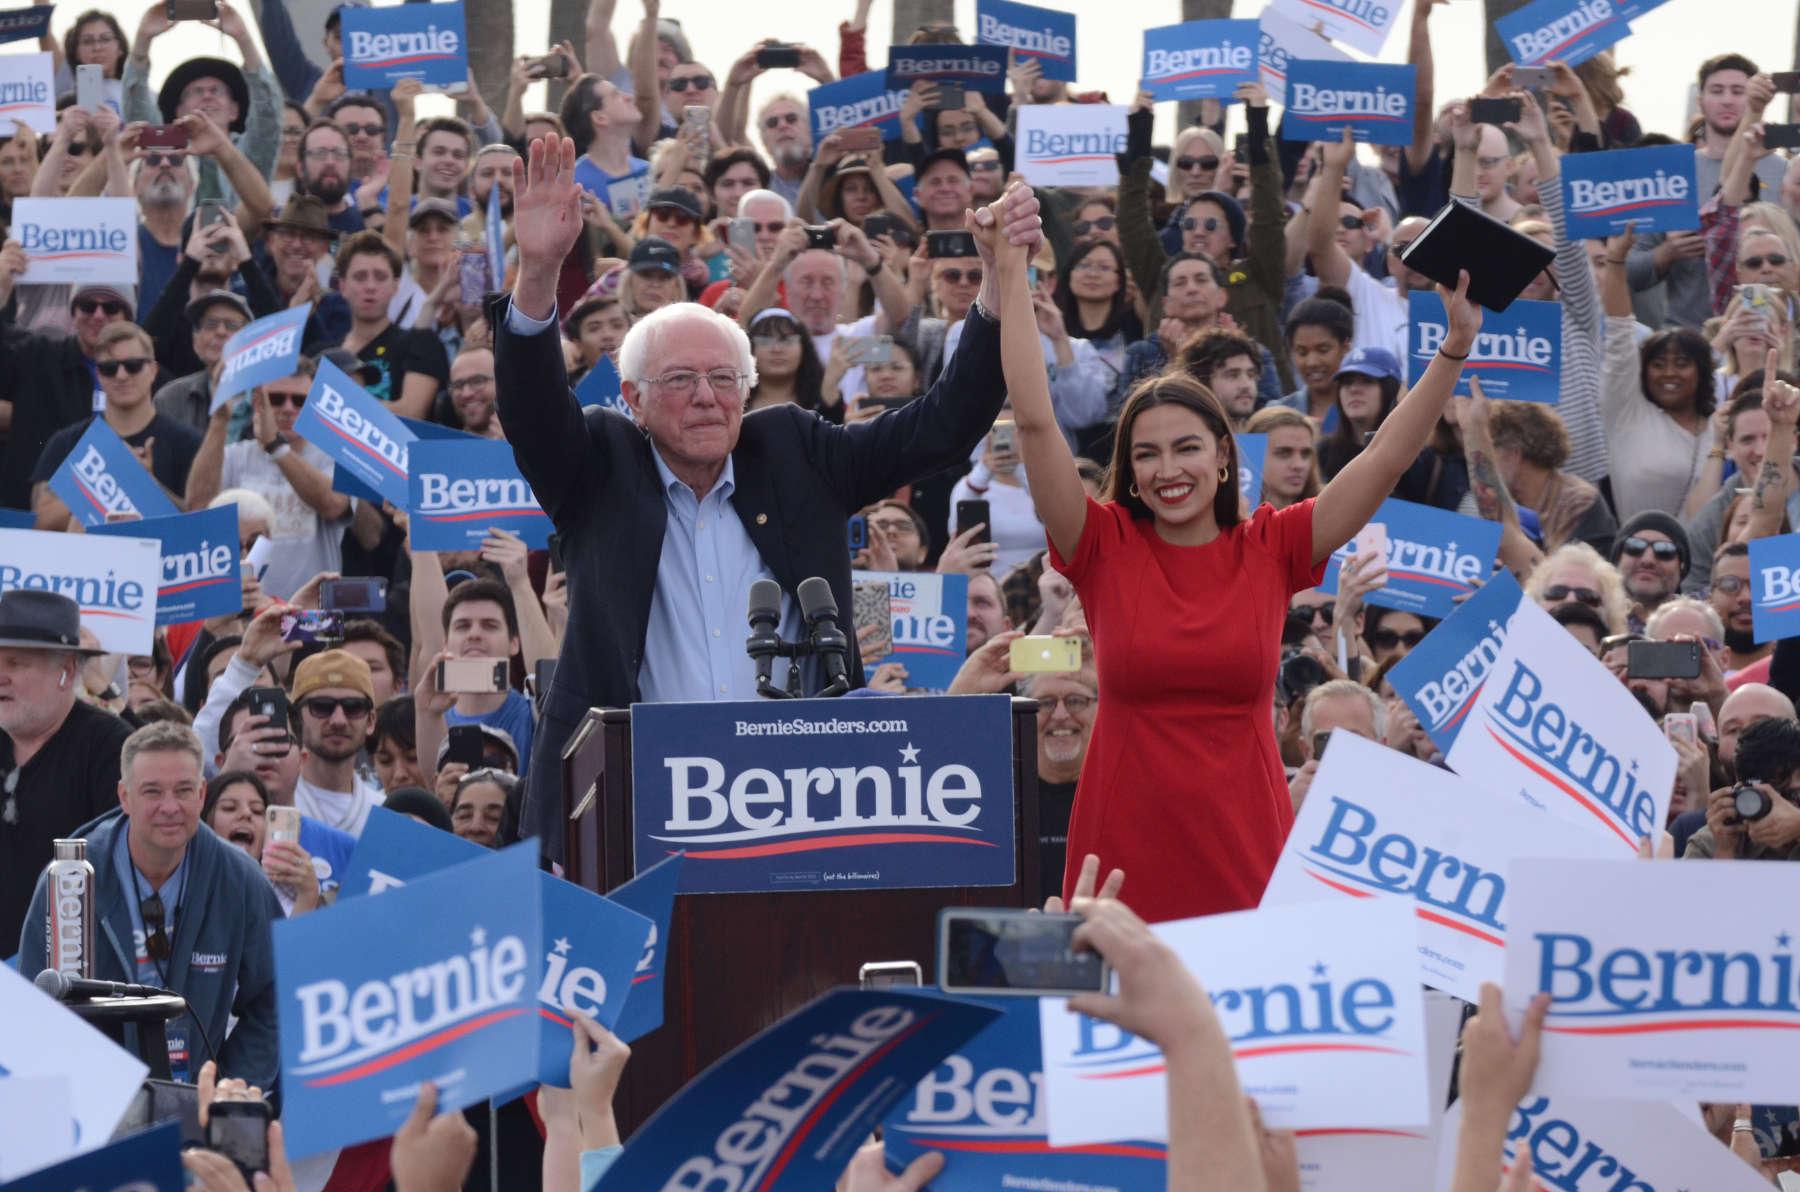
1278, 650, 1324, 707
1733, 782, 1773, 823
803, 224, 837, 250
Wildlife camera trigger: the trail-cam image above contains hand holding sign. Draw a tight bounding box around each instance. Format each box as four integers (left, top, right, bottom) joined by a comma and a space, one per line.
568, 1010, 629, 1149
1067, 897, 1213, 1049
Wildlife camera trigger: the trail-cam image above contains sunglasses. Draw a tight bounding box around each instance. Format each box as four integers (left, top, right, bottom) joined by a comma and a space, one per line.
937, 267, 983, 285
1544, 584, 1603, 607
1618, 536, 1681, 562
141, 893, 171, 963
337, 121, 384, 138
1742, 254, 1789, 270
1181, 215, 1222, 233
142, 152, 186, 168
96, 357, 152, 377
668, 75, 714, 92
301, 695, 374, 719
65, 142, 96, 157
746, 220, 785, 233
970, 159, 1004, 172
1338, 215, 1365, 231
1175, 155, 1219, 171
264, 390, 306, 408
762, 112, 801, 129
75, 298, 129, 317
1371, 628, 1426, 650
1300, 601, 1335, 624
1073, 216, 1116, 235
1713, 574, 1749, 596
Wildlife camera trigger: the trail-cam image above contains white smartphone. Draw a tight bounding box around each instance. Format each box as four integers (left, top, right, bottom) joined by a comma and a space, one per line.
1352, 523, 1389, 586
266, 805, 302, 845
1663, 711, 1698, 750
76, 64, 105, 111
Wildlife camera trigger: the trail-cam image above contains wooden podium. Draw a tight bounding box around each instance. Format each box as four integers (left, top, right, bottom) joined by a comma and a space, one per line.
559, 698, 1042, 1133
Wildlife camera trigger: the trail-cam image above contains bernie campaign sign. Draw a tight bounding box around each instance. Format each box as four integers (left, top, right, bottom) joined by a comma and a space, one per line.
1268, 0, 1402, 56
341, 0, 468, 91
1283, 60, 1415, 147
91, 504, 243, 626
1560, 143, 1697, 239
10, 197, 137, 285
1255, 10, 1347, 105
274, 843, 541, 1157
0, 1122, 182, 1192
884, 1000, 1166, 1189
294, 358, 415, 508
0, 6, 53, 45
0, 527, 160, 655
975, 0, 1076, 81
1496, 0, 1630, 67
575, 355, 628, 413
47, 419, 180, 527
856, 570, 970, 691
1014, 103, 1125, 188
407, 438, 552, 550
1749, 530, 1800, 643
605, 855, 682, 1045
631, 694, 1015, 895
594, 989, 1000, 1192
808, 70, 910, 145
885, 44, 1010, 94
1141, 20, 1259, 103
213, 305, 311, 411
1407, 292, 1561, 403
1237, 432, 1267, 511
0, 52, 55, 133
1320, 498, 1501, 620
1385, 570, 1525, 754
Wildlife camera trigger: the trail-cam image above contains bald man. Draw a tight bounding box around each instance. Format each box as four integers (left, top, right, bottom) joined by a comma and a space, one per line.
1669, 682, 1797, 855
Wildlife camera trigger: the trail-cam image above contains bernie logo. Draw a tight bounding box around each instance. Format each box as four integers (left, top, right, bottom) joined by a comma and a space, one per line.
1755, 563, 1800, 616
1287, 82, 1408, 124
1414, 617, 1510, 733
414, 474, 545, 521
1145, 40, 1253, 85
1506, 0, 1619, 64
1567, 170, 1689, 220
313, 384, 408, 477
1533, 929, 1800, 1036
1287, 0, 1391, 34
347, 24, 461, 68
1416, 323, 1554, 373
895, 1054, 1167, 1159
976, 13, 1071, 62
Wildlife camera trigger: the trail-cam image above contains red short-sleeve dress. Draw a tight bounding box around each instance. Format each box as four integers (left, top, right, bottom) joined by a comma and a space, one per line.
1051, 496, 1327, 923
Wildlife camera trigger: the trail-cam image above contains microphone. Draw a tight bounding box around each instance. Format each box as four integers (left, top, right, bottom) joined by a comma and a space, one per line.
797, 577, 851, 697
34, 969, 177, 1001
746, 578, 785, 697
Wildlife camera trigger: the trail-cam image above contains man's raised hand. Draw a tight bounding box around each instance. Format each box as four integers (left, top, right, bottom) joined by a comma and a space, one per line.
512, 134, 584, 313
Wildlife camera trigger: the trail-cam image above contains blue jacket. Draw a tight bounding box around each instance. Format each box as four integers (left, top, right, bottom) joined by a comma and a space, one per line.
18, 813, 284, 1090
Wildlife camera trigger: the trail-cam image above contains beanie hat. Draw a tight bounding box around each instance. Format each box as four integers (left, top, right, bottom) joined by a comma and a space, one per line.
1186, 189, 1246, 256
1611, 511, 1691, 579
290, 649, 375, 704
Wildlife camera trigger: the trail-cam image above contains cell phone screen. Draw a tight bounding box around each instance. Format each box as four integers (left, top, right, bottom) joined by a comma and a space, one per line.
939, 911, 1106, 995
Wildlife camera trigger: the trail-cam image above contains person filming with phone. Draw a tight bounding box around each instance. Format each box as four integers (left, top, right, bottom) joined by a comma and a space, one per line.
978, 168, 1481, 920
493, 133, 1041, 859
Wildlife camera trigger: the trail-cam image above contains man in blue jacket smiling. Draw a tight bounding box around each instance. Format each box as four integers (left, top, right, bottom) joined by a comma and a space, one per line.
19, 721, 282, 1090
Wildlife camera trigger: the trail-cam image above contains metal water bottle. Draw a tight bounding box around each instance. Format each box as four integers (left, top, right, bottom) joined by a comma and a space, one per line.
45, 838, 94, 978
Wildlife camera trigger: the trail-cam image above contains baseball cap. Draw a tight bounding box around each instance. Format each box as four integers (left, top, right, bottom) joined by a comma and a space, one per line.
408, 198, 461, 228
628, 236, 682, 275
646, 186, 703, 221
1334, 346, 1402, 384
71, 283, 132, 310
916, 147, 971, 180
185, 288, 252, 327
291, 649, 375, 704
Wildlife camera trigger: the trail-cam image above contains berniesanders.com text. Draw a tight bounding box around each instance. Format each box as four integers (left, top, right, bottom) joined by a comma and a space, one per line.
735, 717, 910, 736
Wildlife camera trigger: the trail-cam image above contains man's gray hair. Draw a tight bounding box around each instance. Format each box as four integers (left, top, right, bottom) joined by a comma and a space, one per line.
617, 302, 757, 388
120, 721, 205, 786
1300, 679, 1387, 742
737, 189, 792, 220
1645, 596, 1724, 642
782, 248, 850, 288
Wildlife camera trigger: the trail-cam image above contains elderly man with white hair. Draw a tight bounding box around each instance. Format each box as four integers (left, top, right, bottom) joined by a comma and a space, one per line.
494, 133, 1044, 859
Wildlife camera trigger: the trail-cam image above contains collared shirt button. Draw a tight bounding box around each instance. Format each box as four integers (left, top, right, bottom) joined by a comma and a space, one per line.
712, 628, 721, 638
705, 575, 715, 583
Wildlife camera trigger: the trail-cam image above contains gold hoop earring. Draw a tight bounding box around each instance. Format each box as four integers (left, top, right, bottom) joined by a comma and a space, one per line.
1129, 483, 1140, 498
1218, 467, 1230, 482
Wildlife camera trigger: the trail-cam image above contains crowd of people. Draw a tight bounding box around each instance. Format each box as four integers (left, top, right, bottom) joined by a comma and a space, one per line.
3, 0, 1800, 1186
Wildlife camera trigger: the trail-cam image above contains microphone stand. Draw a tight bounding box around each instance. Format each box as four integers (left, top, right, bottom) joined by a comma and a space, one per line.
751, 636, 849, 699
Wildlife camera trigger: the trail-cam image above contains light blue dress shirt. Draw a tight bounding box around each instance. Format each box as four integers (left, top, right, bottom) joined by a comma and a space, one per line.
508, 300, 802, 702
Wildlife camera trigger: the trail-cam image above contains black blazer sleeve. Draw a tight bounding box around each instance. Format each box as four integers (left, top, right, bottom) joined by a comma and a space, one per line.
491, 296, 618, 528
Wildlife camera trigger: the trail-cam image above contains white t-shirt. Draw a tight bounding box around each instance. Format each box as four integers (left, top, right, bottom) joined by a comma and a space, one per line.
1345, 264, 1409, 365
294, 773, 386, 838
948, 468, 1044, 577
220, 438, 352, 601
812, 313, 879, 401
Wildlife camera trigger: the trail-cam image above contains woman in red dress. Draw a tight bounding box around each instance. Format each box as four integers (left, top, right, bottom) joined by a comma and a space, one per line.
973, 200, 1482, 924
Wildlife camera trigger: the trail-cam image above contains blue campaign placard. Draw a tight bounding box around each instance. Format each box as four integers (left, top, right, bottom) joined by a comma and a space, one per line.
47, 419, 180, 527
1560, 143, 1698, 239
1236, 432, 1267, 511
575, 356, 628, 413
1284, 60, 1415, 147
885, 1001, 1166, 1189
397, 415, 481, 442
0, 508, 33, 529
275, 843, 541, 1159
606, 854, 681, 1044
1496, 0, 1630, 66
1750, 532, 1800, 644
337, 805, 483, 898
293, 358, 415, 509
213, 304, 310, 410
858, 570, 970, 691
0, 5, 53, 44
1385, 570, 1524, 754
91, 504, 242, 626
630, 694, 1016, 895
1, 1121, 183, 1191
1141, 20, 1259, 102
1320, 499, 1502, 621
808, 70, 912, 145
594, 988, 1000, 1192
885, 44, 1011, 94
1407, 292, 1562, 403
341, 0, 468, 90
535, 874, 652, 1085
976, 0, 1076, 82
407, 438, 551, 550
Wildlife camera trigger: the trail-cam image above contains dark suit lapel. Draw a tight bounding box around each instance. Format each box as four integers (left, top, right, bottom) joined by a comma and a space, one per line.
729, 435, 794, 589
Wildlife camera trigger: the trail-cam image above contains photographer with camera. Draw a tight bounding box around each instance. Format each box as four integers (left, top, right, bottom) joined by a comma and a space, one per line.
1688, 715, 1800, 860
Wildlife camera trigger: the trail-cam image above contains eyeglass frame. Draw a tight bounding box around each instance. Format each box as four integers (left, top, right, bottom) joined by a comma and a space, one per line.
644, 368, 750, 397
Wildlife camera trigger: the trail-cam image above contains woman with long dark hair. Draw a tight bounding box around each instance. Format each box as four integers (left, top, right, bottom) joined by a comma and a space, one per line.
1054, 239, 1142, 379
978, 190, 1481, 922
747, 308, 836, 420
1317, 347, 1465, 510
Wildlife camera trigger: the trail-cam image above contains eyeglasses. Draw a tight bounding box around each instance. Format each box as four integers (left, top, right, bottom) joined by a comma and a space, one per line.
1175, 155, 1219, 172
448, 375, 493, 393
1298, 601, 1335, 624
937, 267, 982, 285
1180, 215, 1222, 233
1038, 693, 1095, 714
141, 893, 171, 963
304, 147, 350, 162
1337, 215, 1364, 231
96, 357, 152, 377
1618, 536, 1681, 563
1713, 575, 1749, 596
867, 516, 920, 536
337, 121, 384, 138
970, 159, 1003, 172
648, 368, 748, 396
1544, 584, 1603, 607
1742, 254, 1789, 270
263, 390, 306, 408
745, 220, 785, 234
668, 75, 715, 92
74, 298, 129, 317
200, 316, 246, 334
1371, 628, 1426, 650
1073, 216, 1116, 235
301, 695, 374, 719
77, 33, 118, 47
142, 152, 186, 168
762, 112, 801, 129
1072, 258, 1118, 274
